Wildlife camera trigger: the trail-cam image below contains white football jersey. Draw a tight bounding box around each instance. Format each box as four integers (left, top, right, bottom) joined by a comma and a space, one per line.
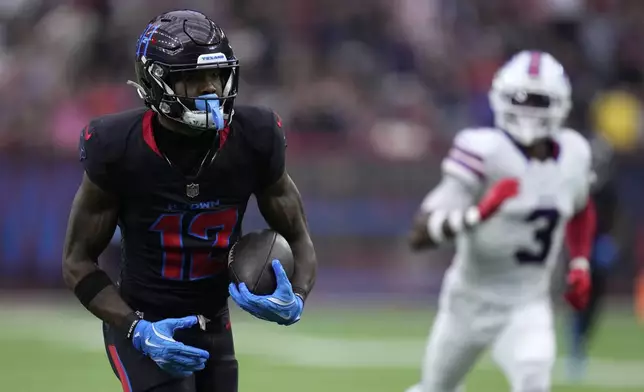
428, 127, 592, 305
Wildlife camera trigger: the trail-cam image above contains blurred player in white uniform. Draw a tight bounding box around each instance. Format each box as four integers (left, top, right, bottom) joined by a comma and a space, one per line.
406, 51, 596, 392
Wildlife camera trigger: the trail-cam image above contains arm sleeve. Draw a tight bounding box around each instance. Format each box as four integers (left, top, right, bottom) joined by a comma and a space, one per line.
566, 198, 597, 260
420, 176, 478, 213
257, 111, 287, 190
564, 132, 597, 259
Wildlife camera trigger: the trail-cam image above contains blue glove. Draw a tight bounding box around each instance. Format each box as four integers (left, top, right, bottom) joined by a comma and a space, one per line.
131, 315, 210, 378
229, 260, 304, 325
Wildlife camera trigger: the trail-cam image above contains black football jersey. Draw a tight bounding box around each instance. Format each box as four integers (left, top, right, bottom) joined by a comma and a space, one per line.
79, 106, 286, 318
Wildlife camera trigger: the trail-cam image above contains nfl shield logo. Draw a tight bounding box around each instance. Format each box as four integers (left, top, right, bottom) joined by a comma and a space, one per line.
186, 183, 199, 198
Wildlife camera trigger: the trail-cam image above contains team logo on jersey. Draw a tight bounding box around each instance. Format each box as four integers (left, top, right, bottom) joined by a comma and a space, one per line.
186, 183, 200, 198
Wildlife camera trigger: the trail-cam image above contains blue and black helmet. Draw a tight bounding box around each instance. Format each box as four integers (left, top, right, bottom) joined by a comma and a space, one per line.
129, 10, 239, 131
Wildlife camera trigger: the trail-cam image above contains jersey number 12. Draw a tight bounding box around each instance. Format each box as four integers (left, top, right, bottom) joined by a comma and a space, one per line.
150, 208, 238, 280
515, 208, 560, 265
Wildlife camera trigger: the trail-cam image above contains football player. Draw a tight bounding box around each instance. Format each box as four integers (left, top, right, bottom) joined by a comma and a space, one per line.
406, 51, 596, 392
62, 10, 317, 392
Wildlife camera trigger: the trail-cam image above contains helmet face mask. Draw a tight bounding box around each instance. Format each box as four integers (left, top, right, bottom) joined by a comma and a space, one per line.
129, 10, 239, 132
489, 51, 571, 146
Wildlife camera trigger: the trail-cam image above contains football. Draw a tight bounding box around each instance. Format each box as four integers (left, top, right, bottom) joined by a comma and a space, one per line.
228, 229, 295, 295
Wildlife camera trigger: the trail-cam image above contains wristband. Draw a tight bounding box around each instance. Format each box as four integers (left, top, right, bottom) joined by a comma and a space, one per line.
463, 206, 481, 227
570, 257, 590, 271
73, 270, 113, 309
124, 311, 144, 340
427, 207, 482, 244
293, 288, 307, 303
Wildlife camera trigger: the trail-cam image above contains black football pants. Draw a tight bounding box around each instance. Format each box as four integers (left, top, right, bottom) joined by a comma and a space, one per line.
103, 308, 237, 392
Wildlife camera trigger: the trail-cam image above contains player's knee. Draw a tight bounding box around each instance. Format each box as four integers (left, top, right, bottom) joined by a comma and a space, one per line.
512, 362, 551, 392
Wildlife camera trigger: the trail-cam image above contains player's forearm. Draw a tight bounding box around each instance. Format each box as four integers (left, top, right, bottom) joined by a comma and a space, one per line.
257, 173, 317, 300
63, 174, 134, 329
68, 260, 136, 328
267, 212, 317, 300
85, 285, 137, 330
63, 256, 135, 330
411, 176, 482, 250
409, 209, 478, 250
289, 234, 317, 301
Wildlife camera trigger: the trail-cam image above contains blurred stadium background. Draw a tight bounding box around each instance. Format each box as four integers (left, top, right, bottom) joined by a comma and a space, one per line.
2, 0, 644, 391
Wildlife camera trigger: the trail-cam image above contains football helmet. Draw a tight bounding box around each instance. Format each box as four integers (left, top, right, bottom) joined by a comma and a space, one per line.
489, 51, 571, 145
128, 10, 239, 131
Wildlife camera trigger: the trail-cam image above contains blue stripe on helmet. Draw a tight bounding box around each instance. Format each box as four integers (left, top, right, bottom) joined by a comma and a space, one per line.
136, 24, 153, 57
142, 25, 160, 58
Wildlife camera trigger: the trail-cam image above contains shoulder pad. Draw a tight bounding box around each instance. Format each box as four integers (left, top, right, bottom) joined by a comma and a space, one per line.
90, 107, 148, 132
454, 127, 503, 153
232, 105, 284, 152
233, 105, 279, 128
559, 128, 593, 182
559, 128, 591, 161
83, 108, 148, 160
80, 108, 147, 190
441, 127, 502, 187
559, 129, 594, 211
233, 105, 286, 189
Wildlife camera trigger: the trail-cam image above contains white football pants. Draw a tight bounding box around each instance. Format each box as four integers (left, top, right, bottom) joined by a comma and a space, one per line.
407, 289, 555, 392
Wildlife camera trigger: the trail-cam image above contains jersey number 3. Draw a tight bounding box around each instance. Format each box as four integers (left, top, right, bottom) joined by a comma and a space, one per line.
150, 209, 238, 280
515, 208, 560, 265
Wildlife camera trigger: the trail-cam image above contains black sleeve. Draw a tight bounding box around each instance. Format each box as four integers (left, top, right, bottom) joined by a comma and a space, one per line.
258, 111, 287, 189
78, 123, 121, 193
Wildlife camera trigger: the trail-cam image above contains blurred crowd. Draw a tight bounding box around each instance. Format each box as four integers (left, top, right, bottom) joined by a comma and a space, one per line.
0, 0, 643, 160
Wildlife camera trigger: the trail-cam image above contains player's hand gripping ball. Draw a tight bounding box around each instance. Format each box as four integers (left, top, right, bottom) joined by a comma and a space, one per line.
228, 230, 303, 325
